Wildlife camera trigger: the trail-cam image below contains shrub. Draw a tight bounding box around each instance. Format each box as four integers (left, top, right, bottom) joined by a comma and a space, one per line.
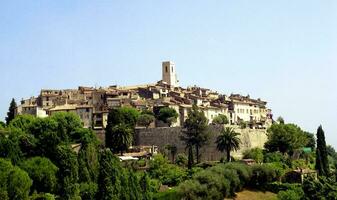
79, 182, 98, 200
153, 188, 181, 200
264, 152, 286, 163
175, 154, 188, 167
224, 162, 252, 187
250, 164, 277, 188
149, 154, 187, 186
277, 187, 304, 200
243, 148, 264, 163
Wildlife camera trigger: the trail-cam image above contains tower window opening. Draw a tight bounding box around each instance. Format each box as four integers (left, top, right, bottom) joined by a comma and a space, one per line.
165, 66, 168, 73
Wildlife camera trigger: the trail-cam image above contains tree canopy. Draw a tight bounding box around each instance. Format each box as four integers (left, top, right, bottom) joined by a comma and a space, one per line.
212, 114, 229, 125
157, 107, 178, 127
264, 123, 309, 154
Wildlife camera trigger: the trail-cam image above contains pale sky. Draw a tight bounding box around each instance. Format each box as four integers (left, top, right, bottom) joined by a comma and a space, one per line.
1, 1, 337, 148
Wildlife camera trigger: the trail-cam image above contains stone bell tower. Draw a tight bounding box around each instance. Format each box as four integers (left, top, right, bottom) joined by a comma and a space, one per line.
162, 61, 179, 87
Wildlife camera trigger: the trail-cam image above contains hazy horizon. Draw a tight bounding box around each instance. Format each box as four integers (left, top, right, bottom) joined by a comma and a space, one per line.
1, 1, 336, 148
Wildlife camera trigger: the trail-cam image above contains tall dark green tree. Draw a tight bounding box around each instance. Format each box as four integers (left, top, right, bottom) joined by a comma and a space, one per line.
106, 124, 132, 155
315, 125, 329, 176
181, 105, 209, 165
97, 149, 123, 200
6, 98, 17, 125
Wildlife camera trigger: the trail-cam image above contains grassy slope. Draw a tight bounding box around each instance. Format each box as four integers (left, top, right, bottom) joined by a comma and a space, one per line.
225, 189, 277, 200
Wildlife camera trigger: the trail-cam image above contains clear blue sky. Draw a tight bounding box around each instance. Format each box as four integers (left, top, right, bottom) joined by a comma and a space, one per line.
1, 1, 337, 148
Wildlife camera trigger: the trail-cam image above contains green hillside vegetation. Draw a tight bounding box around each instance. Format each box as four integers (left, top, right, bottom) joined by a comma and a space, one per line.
1, 104, 337, 200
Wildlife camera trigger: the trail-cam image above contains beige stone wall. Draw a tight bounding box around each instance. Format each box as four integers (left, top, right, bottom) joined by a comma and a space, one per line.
230, 126, 268, 159
135, 125, 268, 161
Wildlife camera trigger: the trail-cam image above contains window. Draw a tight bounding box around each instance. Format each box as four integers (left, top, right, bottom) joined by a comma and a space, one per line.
172, 67, 173, 72
165, 66, 168, 73
86, 108, 90, 112
46, 102, 49, 106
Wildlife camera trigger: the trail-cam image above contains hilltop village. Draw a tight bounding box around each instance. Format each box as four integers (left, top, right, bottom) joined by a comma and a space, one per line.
16, 61, 273, 131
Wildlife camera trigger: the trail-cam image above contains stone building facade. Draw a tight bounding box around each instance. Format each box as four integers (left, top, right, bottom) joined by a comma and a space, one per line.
16, 61, 273, 131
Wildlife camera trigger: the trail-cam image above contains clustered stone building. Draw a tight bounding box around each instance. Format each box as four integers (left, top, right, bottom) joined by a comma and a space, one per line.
16, 61, 273, 130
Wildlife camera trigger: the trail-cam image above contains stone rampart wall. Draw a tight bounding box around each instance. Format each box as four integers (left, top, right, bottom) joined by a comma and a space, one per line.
134, 125, 268, 161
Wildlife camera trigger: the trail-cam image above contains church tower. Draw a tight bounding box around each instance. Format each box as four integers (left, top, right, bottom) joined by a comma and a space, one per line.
162, 61, 179, 87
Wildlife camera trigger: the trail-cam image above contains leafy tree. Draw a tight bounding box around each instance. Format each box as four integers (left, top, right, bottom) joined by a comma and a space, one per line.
304, 131, 316, 150
137, 114, 155, 128
315, 125, 329, 176
212, 114, 229, 125
157, 107, 178, 127
181, 105, 209, 164
216, 127, 241, 162
277, 116, 285, 124
20, 157, 58, 194
8, 114, 36, 132
106, 124, 132, 155
29, 117, 60, 158
50, 112, 83, 141
242, 147, 264, 163
6, 98, 17, 125
7, 166, 32, 200
0, 128, 23, 164
119, 107, 140, 127
264, 123, 308, 154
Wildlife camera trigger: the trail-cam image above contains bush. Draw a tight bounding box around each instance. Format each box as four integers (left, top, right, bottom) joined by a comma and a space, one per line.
153, 188, 181, 200
250, 164, 278, 188
264, 152, 286, 163
79, 182, 98, 200
149, 154, 187, 186
243, 148, 264, 163
277, 188, 304, 200
175, 154, 188, 167
212, 114, 229, 125
224, 162, 252, 190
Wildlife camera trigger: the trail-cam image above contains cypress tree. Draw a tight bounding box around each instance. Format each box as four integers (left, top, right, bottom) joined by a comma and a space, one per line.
315, 125, 329, 176
5, 98, 16, 125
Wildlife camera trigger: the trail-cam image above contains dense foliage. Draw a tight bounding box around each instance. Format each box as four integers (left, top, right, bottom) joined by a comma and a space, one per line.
156, 107, 178, 127
0, 113, 152, 200
212, 114, 229, 125
181, 104, 209, 167
265, 123, 311, 154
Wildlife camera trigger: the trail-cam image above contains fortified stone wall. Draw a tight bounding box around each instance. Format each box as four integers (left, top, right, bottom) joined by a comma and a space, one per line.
134, 125, 268, 161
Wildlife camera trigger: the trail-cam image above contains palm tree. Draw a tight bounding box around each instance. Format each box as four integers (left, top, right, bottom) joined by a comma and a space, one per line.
109, 124, 133, 155
216, 127, 241, 162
